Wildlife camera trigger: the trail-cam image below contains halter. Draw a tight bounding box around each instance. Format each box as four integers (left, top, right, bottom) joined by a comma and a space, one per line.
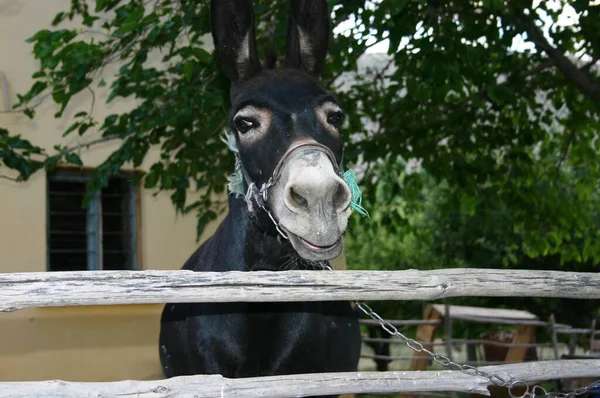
222, 133, 368, 241
243, 140, 342, 240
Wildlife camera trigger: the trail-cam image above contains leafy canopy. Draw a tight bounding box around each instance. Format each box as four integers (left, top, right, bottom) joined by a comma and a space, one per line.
1, 0, 599, 274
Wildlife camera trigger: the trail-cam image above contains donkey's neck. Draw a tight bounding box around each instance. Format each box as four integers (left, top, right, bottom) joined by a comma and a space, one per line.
219, 195, 295, 271
218, 195, 327, 272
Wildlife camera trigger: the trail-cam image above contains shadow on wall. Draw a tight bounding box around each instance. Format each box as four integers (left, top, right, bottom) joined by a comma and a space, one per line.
0, 305, 166, 381
0, 0, 24, 17
0, 307, 159, 355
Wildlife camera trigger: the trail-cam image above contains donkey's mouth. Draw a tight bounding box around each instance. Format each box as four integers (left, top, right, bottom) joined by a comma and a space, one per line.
284, 229, 343, 261
299, 237, 340, 251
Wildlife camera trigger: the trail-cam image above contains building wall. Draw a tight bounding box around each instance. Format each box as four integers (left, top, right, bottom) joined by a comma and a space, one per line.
0, 0, 223, 381
0, 0, 348, 382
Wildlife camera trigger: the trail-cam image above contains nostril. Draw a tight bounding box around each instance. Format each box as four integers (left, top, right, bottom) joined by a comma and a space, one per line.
333, 181, 351, 211
287, 186, 308, 211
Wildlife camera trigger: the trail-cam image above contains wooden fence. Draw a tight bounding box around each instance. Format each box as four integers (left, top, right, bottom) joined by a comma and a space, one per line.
1, 268, 600, 397
359, 311, 599, 368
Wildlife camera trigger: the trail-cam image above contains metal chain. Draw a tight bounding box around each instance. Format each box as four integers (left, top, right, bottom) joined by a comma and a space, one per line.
245, 178, 289, 241
321, 263, 599, 397
355, 301, 600, 398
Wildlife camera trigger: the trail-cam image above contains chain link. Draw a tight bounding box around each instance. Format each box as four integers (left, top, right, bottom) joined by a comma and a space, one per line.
319, 264, 598, 397
352, 299, 600, 397
354, 301, 518, 386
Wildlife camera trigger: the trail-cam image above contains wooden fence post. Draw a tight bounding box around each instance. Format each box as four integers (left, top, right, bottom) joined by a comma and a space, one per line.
548, 314, 562, 392
505, 324, 536, 363
409, 304, 442, 371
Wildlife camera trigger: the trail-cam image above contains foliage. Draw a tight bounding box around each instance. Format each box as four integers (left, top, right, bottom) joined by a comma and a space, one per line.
346, 154, 600, 330
0, 1, 599, 324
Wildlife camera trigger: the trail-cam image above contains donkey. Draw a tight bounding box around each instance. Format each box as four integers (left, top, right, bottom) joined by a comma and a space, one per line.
159, 0, 362, 386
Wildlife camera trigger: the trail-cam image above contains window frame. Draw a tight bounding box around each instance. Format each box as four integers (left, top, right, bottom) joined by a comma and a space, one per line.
45, 166, 143, 272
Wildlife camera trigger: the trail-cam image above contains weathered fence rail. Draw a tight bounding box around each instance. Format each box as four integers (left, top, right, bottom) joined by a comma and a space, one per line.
2, 268, 599, 311
362, 336, 560, 348
1, 360, 599, 397
360, 319, 442, 326
2, 268, 599, 396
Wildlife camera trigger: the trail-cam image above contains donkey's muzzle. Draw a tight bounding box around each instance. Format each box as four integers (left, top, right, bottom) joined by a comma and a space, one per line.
282, 151, 351, 215
269, 140, 352, 260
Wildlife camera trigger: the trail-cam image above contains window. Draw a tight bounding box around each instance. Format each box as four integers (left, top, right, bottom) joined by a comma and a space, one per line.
46, 168, 140, 271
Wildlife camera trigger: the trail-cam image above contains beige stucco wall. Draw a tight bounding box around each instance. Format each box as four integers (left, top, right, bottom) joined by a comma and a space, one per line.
0, 0, 223, 381
0, 0, 349, 383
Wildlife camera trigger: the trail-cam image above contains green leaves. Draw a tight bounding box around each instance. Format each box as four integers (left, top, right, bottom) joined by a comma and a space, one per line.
183, 60, 196, 82
0, 129, 45, 181
95, 0, 121, 12
1, 0, 600, 252
143, 163, 162, 189
487, 85, 513, 105
65, 153, 83, 166
481, 0, 505, 11
114, 6, 145, 35
335, 0, 600, 328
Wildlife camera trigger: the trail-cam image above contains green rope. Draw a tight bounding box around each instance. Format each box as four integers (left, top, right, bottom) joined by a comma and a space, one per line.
221, 133, 245, 198
343, 170, 370, 218
222, 133, 369, 217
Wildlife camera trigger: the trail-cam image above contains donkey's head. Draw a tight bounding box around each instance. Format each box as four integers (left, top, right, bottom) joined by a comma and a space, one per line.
212, 0, 353, 261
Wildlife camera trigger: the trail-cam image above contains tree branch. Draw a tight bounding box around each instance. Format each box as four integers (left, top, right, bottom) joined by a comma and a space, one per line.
63, 134, 120, 155
392, 57, 588, 139
581, 55, 600, 72
555, 129, 575, 169
326, 38, 390, 89
86, 86, 96, 116
0, 174, 18, 182
524, 19, 600, 107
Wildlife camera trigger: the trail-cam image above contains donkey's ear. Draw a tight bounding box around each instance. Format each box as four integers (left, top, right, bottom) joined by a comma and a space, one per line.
285, 0, 330, 77
210, 0, 261, 82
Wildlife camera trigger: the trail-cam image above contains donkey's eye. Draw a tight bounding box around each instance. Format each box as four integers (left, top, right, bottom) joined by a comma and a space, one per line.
327, 112, 345, 128
235, 118, 259, 135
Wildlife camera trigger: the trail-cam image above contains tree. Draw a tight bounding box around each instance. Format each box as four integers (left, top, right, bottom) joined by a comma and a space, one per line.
1, 0, 600, 266
344, 154, 600, 330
